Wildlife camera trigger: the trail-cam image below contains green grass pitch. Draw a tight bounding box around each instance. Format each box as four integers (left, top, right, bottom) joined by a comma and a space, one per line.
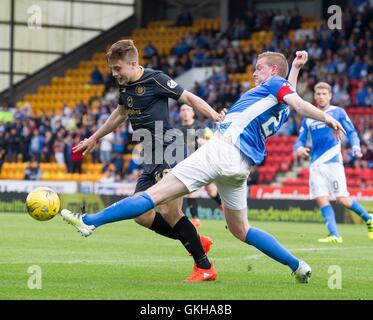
0, 213, 372, 300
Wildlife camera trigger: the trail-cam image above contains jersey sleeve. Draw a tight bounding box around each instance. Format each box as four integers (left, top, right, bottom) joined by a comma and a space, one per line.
294, 119, 308, 152
153, 72, 184, 100
265, 76, 296, 104
338, 109, 361, 151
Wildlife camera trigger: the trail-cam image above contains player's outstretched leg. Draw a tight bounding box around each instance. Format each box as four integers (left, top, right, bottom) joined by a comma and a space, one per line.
60, 209, 95, 237
225, 207, 312, 283
60, 192, 156, 236
61, 175, 217, 282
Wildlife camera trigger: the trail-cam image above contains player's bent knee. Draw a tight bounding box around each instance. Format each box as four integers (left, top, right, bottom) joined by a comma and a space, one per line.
227, 224, 249, 242
158, 209, 183, 227
336, 197, 351, 207
134, 209, 156, 228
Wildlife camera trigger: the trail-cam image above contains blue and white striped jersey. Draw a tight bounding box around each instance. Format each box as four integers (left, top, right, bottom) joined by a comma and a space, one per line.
216, 75, 296, 165
294, 105, 360, 166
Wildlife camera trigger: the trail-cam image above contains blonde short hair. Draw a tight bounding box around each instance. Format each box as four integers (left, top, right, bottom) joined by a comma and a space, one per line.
314, 82, 332, 93
107, 39, 138, 63
257, 51, 289, 78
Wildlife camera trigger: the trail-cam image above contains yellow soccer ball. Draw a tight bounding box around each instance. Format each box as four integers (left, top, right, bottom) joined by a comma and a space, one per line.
204, 128, 214, 140
26, 187, 61, 221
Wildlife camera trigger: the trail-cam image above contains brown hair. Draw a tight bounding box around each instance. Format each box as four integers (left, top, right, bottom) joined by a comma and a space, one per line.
257, 51, 289, 78
314, 82, 332, 93
107, 39, 138, 63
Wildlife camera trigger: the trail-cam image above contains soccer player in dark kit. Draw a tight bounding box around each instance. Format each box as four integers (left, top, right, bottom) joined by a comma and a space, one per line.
70, 40, 224, 281
177, 103, 223, 227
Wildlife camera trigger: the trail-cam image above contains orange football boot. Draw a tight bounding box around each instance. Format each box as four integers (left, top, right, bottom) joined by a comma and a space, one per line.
184, 264, 217, 282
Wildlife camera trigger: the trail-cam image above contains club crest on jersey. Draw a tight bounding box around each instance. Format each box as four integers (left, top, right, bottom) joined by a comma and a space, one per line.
167, 79, 178, 89
127, 96, 133, 108
135, 85, 145, 96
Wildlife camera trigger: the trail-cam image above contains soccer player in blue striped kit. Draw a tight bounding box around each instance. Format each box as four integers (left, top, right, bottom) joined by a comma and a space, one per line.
294, 82, 373, 243
61, 51, 345, 283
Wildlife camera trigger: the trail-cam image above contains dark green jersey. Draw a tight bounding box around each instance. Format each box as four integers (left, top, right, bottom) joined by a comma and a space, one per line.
118, 68, 184, 149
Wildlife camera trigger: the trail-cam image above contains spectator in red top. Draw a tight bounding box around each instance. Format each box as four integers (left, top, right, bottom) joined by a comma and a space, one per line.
71, 134, 83, 173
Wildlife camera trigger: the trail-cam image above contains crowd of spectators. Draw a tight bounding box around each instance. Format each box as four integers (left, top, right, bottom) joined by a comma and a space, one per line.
0, 89, 135, 180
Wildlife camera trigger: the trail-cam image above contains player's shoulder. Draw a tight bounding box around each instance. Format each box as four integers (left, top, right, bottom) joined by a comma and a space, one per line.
327, 105, 347, 117
137, 68, 163, 81
144, 68, 180, 88
262, 75, 293, 93
327, 105, 343, 111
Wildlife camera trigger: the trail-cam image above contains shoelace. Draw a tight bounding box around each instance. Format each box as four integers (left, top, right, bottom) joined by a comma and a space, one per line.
64, 211, 81, 225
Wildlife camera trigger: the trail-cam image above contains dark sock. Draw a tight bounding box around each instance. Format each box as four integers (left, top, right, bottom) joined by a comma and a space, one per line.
149, 212, 178, 239
173, 216, 211, 269
211, 193, 222, 205
189, 198, 199, 218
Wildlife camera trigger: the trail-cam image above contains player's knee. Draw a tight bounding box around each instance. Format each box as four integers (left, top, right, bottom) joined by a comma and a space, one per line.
227, 224, 248, 242
316, 197, 330, 208
134, 210, 155, 227
336, 197, 350, 207
160, 207, 183, 222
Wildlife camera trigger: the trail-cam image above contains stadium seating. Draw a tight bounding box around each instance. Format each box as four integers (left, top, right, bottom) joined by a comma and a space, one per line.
285, 167, 373, 189
257, 136, 296, 183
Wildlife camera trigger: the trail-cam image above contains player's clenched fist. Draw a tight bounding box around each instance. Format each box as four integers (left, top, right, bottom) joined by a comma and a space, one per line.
292, 51, 308, 69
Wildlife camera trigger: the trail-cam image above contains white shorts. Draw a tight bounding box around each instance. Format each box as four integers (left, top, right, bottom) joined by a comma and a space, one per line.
309, 162, 349, 199
171, 133, 251, 210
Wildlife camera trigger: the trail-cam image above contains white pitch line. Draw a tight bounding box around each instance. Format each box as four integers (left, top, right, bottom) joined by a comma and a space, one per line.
0, 246, 371, 265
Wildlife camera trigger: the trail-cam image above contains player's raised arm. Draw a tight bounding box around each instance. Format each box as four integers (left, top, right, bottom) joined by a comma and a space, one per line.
73, 104, 128, 155
287, 51, 308, 89
178, 90, 225, 122
284, 94, 345, 140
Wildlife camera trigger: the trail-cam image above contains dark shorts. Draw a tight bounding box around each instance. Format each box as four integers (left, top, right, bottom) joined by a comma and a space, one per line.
134, 145, 188, 193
